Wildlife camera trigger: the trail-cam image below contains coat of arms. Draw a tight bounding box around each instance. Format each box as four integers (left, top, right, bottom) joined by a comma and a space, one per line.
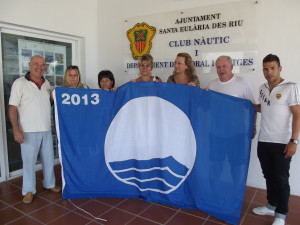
127, 22, 156, 60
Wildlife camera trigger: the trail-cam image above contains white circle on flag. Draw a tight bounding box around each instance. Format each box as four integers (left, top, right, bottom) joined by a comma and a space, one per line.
105, 96, 196, 194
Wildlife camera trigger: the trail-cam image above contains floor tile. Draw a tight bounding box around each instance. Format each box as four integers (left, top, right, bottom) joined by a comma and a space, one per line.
55, 198, 79, 210
0, 207, 24, 225
289, 195, 300, 213
240, 200, 251, 215
140, 204, 178, 224
127, 217, 161, 225
252, 189, 267, 204
166, 211, 206, 225
101, 208, 135, 225
0, 190, 23, 205
241, 214, 273, 225
48, 212, 92, 225
243, 186, 256, 202
73, 199, 112, 219
116, 198, 153, 214
207, 215, 231, 225
180, 208, 210, 219
67, 198, 92, 207
35, 180, 48, 194
286, 211, 300, 225
29, 203, 70, 224
35, 171, 44, 180
5, 215, 44, 225
9, 177, 22, 188
0, 182, 20, 197
0, 201, 8, 210
13, 196, 51, 214
204, 220, 227, 225
155, 202, 180, 211
95, 197, 126, 207
86, 221, 105, 225
38, 190, 62, 202
1, 165, 300, 225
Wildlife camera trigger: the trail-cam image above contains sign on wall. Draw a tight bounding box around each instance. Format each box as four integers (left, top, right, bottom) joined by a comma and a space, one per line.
123, 0, 259, 83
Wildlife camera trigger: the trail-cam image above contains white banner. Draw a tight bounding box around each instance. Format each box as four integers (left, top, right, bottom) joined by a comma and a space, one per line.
123, 0, 259, 83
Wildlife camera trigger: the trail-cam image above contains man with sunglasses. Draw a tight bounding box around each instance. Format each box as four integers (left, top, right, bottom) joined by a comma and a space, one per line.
8, 55, 61, 204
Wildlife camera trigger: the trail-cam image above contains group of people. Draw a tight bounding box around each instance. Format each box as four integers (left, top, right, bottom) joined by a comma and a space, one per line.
62, 52, 200, 90
208, 54, 300, 225
132, 52, 200, 87
62, 52, 201, 90
8, 53, 299, 225
63, 65, 115, 90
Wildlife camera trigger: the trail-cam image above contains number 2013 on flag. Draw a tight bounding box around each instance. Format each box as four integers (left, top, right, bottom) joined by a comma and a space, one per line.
61, 93, 100, 105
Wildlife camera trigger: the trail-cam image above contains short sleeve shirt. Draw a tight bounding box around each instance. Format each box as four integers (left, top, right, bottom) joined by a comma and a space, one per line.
258, 80, 300, 144
9, 75, 52, 132
207, 75, 255, 103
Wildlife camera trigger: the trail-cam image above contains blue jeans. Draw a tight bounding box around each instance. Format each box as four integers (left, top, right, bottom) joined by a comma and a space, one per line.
21, 131, 55, 195
257, 141, 291, 215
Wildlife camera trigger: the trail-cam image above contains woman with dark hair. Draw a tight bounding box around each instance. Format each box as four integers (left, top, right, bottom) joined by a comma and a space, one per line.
167, 53, 200, 87
98, 70, 116, 90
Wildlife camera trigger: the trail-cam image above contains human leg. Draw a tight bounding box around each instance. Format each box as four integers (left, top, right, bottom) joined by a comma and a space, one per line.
270, 143, 291, 217
257, 142, 278, 208
255, 142, 290, 220
39, 131, 56, 189
21, 132, 42, 195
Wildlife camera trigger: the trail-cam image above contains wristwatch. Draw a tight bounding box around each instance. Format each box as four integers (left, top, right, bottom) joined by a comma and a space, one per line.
290, 139, 299, 145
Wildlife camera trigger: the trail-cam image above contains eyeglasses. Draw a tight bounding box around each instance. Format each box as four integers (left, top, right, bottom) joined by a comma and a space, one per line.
32, 63, 46, 68
67, 65, 79, 69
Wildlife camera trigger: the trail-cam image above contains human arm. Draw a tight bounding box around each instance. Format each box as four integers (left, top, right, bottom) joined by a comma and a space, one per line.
111, 86, 118, 91
284, 105, 300, 157
187, 76, 200, 87
166, 75, 174, 83
155, 76, 162, 82
252, 111, 257, 139
8, 105, 24, 144
254, 104, 261, 112
50, 89, 54, 106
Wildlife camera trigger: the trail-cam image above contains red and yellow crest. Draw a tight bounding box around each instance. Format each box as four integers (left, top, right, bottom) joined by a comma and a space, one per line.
127, 22, 156, 60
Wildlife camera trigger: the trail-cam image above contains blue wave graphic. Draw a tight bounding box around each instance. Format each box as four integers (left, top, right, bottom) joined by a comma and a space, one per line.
109, 156, 189, 192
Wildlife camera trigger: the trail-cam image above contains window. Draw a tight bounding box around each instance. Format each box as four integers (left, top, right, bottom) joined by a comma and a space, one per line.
0, 27, 80, 179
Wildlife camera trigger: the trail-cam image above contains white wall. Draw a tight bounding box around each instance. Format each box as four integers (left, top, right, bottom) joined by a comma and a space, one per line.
0, 0, 99, 85
98, 0, 300, 196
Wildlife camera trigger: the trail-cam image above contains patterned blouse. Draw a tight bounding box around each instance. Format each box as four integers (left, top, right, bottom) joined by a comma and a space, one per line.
167, 75, 200, 87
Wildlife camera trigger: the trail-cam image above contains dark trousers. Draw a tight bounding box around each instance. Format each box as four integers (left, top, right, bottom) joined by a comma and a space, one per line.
257, 141, 291, 215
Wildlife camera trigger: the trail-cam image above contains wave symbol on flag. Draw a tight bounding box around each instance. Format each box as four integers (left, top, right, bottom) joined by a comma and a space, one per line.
109, 156, 189, 192
105, 96, 196, 194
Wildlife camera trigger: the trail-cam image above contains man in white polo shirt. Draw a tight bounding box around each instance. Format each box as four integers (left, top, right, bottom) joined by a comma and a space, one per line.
253, 54, 300, 225
207, 55, 255, 103
207, 55, 256, 133
9, 55, 61, 204
206, 55, 256, 187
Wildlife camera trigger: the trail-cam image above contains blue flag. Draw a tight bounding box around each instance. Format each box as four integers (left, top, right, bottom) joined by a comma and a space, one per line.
54, 82, 254, 225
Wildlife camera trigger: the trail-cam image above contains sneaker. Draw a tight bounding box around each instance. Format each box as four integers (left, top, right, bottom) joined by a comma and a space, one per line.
23, 192, 33, 204
253, 206, 275, 216
272, 218, 285, 225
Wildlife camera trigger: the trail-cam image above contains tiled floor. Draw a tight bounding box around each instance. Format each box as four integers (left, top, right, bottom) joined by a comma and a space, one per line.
0, 165, 299, 225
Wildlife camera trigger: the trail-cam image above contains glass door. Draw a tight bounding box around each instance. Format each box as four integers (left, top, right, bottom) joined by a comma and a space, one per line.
0, 27, 77, 178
